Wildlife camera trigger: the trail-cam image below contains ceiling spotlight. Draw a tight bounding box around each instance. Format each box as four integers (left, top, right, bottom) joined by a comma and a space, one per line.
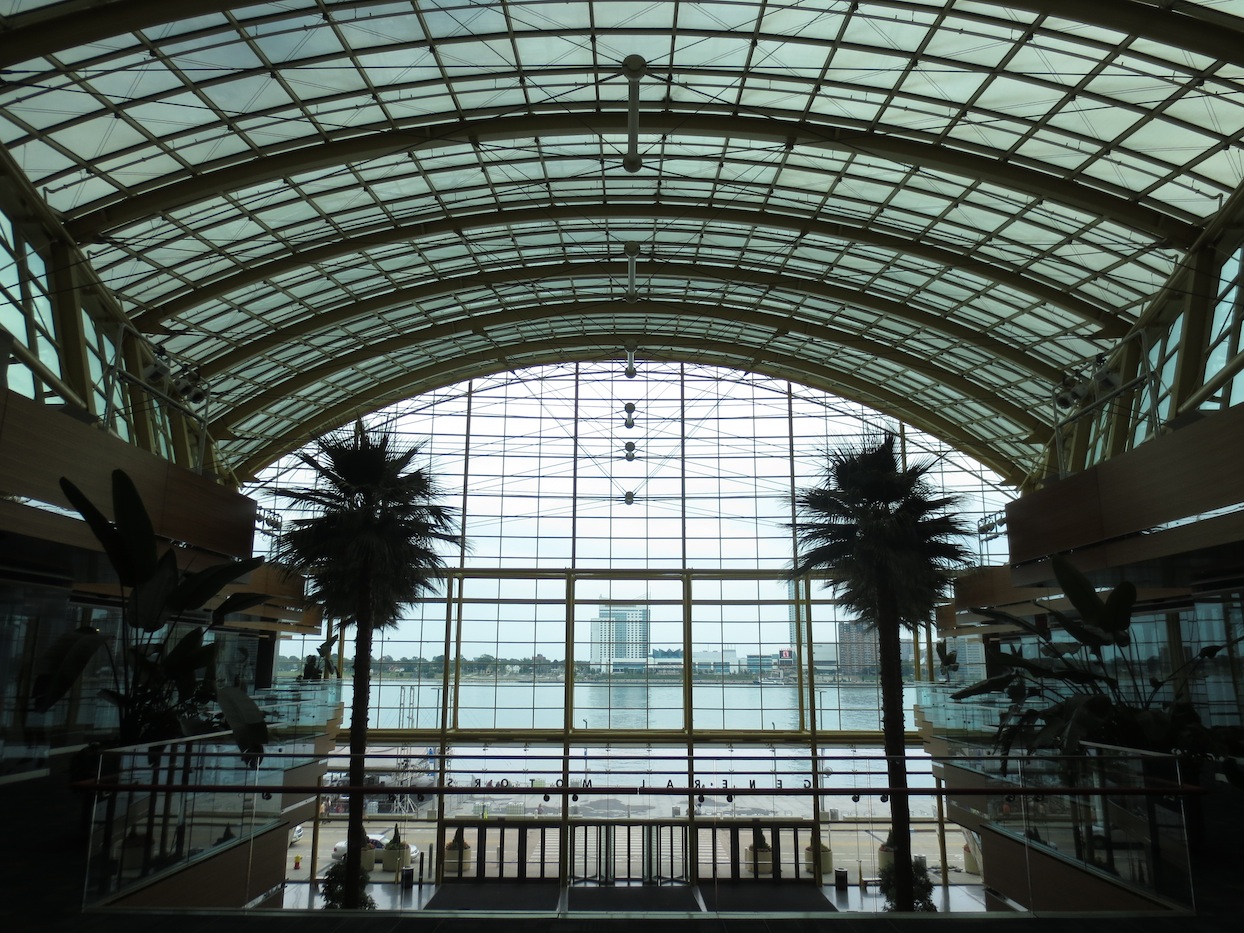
1054, 376, 1091, 411
174, 369, 208, 405
143, 352, 171, 388
1094, 366, 1120, 393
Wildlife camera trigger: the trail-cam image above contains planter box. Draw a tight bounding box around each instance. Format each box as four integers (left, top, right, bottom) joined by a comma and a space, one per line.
443, 849, 470, 874
805, 847, 832, 875
878, 847, 894, 873
746, 845, 772, 875
382, 846, 411, 872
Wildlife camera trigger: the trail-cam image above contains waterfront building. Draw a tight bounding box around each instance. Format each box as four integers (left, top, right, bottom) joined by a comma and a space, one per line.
838, 621, 881, 680
590, 604, 651, 673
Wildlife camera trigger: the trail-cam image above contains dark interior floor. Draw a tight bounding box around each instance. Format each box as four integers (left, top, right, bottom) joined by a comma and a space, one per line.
6, 768, 1242, 933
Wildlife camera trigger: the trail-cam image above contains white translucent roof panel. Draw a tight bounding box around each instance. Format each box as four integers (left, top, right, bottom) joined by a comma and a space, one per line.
4, 0, 1244, 483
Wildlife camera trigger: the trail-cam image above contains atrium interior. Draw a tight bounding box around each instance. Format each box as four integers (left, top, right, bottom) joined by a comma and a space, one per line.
1, 1, 1244, 928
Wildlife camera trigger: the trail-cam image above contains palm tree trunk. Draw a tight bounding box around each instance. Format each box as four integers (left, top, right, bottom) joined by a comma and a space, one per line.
342, 575, 374, 909
877, 588, 914, 911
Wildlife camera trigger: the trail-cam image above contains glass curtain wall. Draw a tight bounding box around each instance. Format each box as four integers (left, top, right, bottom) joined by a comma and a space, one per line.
250, 362, 1011, 767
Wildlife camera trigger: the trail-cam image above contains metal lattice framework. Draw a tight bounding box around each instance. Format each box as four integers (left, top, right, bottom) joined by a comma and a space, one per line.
6, 0, 1244, 484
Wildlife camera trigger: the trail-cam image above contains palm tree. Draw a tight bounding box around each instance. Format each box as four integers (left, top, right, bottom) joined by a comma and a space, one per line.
790, 435, 968, 911
276, 422, 459, 909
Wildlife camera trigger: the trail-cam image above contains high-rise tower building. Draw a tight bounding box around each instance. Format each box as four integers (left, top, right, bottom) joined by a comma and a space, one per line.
590, 604, 651, 672
838, 620, 880, 679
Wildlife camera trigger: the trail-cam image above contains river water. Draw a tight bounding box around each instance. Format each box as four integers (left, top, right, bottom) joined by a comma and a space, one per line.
352, 680, 907, 731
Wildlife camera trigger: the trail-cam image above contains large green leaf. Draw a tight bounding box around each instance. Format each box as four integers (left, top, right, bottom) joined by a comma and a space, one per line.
318, 634, 339, 677
1058, 693, 1114, 752
949, 672, 1015, 700
1051, 554, 1105, 624
168, 556, 265, 613
109, 469, 158, 585
1101, 581, 1137, 634
163, 628, 217, 701
162, 626, 205, 671
130, 550, 180, 631
998, 652, 1060, 678
59, 476, 137, 585
1043, 604, 1111, 649
970, 606, 1051, 642
32, 625, 107, 712
210, 591, 270, 627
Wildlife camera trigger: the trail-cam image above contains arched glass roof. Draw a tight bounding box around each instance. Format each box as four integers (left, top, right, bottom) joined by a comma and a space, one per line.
5, 0, 1244, 484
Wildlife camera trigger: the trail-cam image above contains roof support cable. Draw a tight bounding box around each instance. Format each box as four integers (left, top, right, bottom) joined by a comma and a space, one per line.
622, 55, 647, 173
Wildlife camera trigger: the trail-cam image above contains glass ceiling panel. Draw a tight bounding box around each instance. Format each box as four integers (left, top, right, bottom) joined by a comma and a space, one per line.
6, 0, 1244, 481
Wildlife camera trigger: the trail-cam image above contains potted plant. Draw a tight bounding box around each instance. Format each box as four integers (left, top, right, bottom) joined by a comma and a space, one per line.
949, 554, 1244, 856
357, 835, 378, 872
936, 640, 959, 682
804, 836, 832, 874
443, 825, 470, 873
321, 858, 375, 910
382, 825, 410, 871
33, 470, 270, 760
746, 823, 772, 875
952, 554, 1244, 771
878, 830, 896, 873
878, 857, 936, 911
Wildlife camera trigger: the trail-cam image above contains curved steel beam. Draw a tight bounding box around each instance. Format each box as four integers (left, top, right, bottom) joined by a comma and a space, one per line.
225, 335, 1033, 485
4, 0, 1243, 82
206, 302, 1047, 441
64, 111, 1199, 250
137, 204, 1124, 336
194, 264, 1071, 385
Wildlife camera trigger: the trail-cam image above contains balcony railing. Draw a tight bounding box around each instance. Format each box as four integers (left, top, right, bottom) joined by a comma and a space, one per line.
77, 738, 1200, 914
